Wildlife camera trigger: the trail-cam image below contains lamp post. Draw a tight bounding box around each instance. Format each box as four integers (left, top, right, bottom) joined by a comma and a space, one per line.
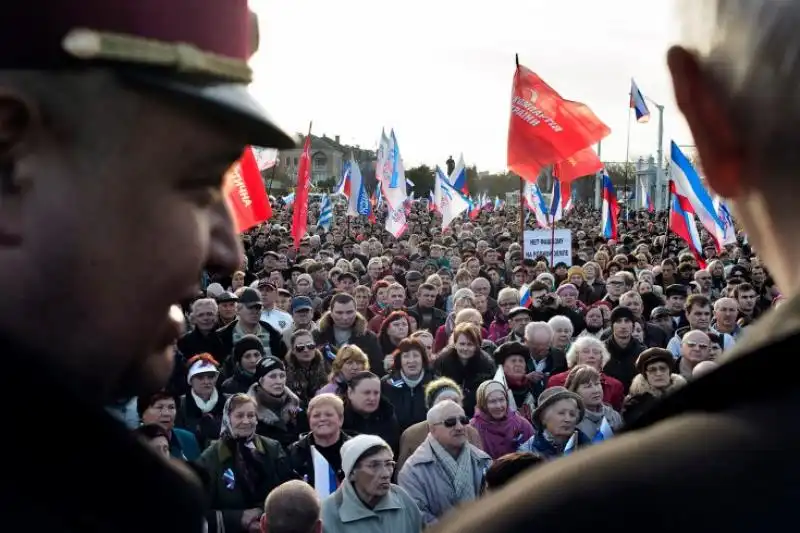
645, 96, 665, 210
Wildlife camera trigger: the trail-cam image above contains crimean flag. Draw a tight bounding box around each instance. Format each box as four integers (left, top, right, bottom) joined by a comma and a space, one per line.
292, 128, 312, 249
223, 146, 272, 233
508, 63, 611, 183
558, 146, 604, 182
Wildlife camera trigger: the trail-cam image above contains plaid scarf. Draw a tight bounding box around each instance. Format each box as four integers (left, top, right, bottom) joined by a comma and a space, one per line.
428, 435, 476, 503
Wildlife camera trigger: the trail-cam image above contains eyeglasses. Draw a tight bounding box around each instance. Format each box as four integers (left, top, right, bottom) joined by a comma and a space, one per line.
684, 341, 709, 350
360, 460, 396, 473
437, 415, 469, 428
294, 343, 316, 352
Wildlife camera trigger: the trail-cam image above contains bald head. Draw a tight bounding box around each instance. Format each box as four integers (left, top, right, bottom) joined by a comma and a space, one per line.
714, 297, 738, 312
262, 480, 321, 533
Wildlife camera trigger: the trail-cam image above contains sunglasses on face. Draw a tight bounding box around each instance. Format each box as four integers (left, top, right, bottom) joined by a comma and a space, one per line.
438, 415, 469, 428
294, 343, 316, 352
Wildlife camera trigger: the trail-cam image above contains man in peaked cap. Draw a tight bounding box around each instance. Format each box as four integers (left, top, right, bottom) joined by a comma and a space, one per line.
0, 2, 294, 532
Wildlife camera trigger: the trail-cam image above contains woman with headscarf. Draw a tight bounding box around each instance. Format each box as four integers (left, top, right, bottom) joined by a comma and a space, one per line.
247, 356, 305, 449
176, 353, 228, 450
221, 334, 264, 395
518, 387, 592, 459
469, 380, 534, 460
196, 394, 294, 533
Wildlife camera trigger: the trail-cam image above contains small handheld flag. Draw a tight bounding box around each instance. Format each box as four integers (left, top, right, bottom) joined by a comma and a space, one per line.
592, 417, 614, 443
310, 446, 339, 499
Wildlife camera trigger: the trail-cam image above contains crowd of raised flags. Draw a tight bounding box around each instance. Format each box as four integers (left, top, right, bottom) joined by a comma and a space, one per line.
221, 58, 738, 269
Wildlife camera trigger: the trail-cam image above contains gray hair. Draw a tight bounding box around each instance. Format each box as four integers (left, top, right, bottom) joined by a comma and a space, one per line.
675, 0, 800, 173
565, 336, 611, 368
547, 315, 574, 336
497, 287, 520, 304
191, 298, 218, 315
524, 321, 553, 342
426, 399, 464, 426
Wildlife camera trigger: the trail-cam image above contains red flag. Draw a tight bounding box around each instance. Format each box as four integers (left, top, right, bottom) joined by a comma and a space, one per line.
508, 64, 610, 182
292, 128, 312, 249
223, 146, 272, 233
558, 146, 604, 182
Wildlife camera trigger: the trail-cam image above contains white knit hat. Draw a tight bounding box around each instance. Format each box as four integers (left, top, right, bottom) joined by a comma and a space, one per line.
341, 434, 392, 478
187, 357, 220, 384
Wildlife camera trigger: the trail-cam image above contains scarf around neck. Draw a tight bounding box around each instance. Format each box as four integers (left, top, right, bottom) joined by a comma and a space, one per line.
192, 388, 219, 414
428, 435, 476, 503
401, 371, 425, 389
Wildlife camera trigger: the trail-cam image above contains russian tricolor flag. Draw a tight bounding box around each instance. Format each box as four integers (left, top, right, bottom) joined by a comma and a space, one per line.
630, 78, 650, 123
601, 173, 619, 239
449, 154, 469, 195
520, 284, 532, 307
310, 446, 338, 499
669, 181, 707, 268
640, 179, 654, 213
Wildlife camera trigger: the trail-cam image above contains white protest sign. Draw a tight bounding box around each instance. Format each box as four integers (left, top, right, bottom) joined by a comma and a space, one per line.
523, 229, 572, 266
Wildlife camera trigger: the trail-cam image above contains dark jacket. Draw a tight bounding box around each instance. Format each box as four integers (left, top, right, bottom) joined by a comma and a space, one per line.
342, 396, 402, 455
0, 336, 206, 533
217, 319, 287, 376
176, 392, 228, 450
313, 311, 385, 377
530, 305, 586, 335
527, 347, 568, 401
288, 432, 352, 487
599, 322, 669, 349
177, 327, 227, 365
380, 371, 435, 432
603, 337, 646, 393
429, 289, 800, 533
433, 347, 496, 417
406, 304, 448, 335
220, 366, 257, 395
195, 435, 294, 533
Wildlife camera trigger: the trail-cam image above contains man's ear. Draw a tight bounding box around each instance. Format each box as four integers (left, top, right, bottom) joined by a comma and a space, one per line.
312, 518, 322, 533
0, 90, 37, 247
259, 512, 267, 533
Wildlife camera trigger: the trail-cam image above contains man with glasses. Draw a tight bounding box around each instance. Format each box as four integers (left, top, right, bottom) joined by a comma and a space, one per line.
676, 330, 712, 381
398, 400, 491, 526
218, 288, 286, 374
601, 274, 626, 309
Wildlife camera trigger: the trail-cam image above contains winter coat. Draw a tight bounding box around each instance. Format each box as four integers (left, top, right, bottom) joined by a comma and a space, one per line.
320, 481, 422, 533
577, 404, 624, 439
342, 397, 402, 455
397, 435, 491, 525
175, 392, 228, 450
313, 311, 385, 377
380, 371, 435, 432
287, 432, 352, 488
546, 370, 625, 411
248, 383, 307, 449
396, 421, 484, 474
469, 409, 534, 460
517, 430, 592, 460
433, 347, 496, 417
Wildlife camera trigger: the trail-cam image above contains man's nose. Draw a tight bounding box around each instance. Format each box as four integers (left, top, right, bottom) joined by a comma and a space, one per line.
206, 200, 242, 276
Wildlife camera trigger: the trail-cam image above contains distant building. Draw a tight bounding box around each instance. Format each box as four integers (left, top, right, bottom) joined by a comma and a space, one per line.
278, 134, 376, 185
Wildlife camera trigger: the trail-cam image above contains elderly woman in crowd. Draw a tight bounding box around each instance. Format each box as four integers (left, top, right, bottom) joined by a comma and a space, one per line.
435, 288, 477, 352
582, 261, 606, 302
247, 356, 304, 449
556, 283, 586, 313
493, 341, 537, 422
622, 348, 687, 425
138, 391, 201, 461
581, 305, 606, 338
288, 393, 351, 488
381, 338, 434, 432
284, 329, 329, 407
221, 335, 264, 395
398, 400, 492, 526
342, 371, 401, 454
321, 435, 422, 533
196, 394, 294, 533
518, 386, 591, 459
565, 365, 623, 439
546, 335, 625, 411
316, 344, 370, 397
176, 353, 228, 450
548, 315, 574, 353
487, 287, 521, 342
433, 323, 496, 417
469, 380, 534, 459
396, 378, 484, 472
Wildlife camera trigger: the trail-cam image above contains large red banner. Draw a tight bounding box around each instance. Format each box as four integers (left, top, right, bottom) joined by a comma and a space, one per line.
292, 133, 312, 249
559, 146, 604, 182
508, 64, 610, 182
224, 146, 273, 233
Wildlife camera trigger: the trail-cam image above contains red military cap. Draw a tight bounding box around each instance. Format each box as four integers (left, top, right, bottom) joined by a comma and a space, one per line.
0, 0, 295, 149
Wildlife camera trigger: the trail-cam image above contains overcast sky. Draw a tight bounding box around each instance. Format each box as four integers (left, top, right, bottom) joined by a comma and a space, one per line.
249, 0, 691, 172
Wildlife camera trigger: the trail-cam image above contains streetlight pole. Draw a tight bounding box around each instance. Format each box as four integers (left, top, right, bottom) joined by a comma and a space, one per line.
646, 97, 665, 210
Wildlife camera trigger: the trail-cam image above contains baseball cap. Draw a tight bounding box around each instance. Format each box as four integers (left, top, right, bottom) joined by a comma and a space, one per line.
238, 287, 262, 306
291, 296, 314, 313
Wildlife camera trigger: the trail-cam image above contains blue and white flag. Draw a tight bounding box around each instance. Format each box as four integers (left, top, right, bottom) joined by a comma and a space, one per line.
630, 78, 650, 123
563, 432, 578, 455
592, 417, 614, 443
522, 180, 550, 229
310, 446, 338, 499
317, 194, 332, 231
346, 152, 370, 217
436, 167, 470, 230
712, 195, 737, 246
383, 129, 407, 209
282, 193, 295, 206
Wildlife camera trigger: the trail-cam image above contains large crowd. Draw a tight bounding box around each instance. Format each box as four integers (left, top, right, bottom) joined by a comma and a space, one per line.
113, 194, 772, 533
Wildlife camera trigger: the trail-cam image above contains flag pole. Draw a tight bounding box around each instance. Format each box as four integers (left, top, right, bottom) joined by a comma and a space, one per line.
623, 103, 632, 222
266, 164, 278, 195
515, 53, 525, 242
661, 186, 672, 259
549, 165, 556, 266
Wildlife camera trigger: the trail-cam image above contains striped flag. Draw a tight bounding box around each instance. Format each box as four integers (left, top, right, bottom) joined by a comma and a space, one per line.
630, 78, 650, 123
310, 446, 338, 499
317, 194, 332, 231
563, 431, 578, 455
592, 417, 614, 443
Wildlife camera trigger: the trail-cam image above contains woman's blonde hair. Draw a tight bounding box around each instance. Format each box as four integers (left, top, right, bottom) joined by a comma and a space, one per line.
308, 393, 344, 418
455, 308, 482, 326
451, 323, 482, 351
330, 344, 370, 377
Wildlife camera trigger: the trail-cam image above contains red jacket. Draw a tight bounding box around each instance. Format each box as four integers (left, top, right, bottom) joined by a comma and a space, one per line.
546, 370, 624, 411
